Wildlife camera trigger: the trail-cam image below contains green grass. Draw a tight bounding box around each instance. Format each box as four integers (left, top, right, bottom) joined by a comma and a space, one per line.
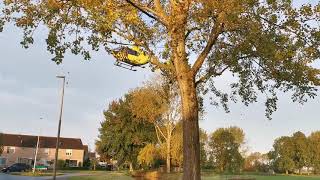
10, 171, 64, 177
67, 172, 320, 180
203, 175, 320, 180
59, 169, 109, 174
68, 171, 133, 180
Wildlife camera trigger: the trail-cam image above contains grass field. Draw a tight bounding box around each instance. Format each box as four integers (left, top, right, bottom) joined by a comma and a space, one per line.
67, 171, 132, 180
10, 171, 64, 177
67, 171, 320, 180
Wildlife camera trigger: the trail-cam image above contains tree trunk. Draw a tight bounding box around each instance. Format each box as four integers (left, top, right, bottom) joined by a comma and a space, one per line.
129, 162, 133, 172
171, 26, 200, 179
178, 75, 201, 180
167, 128, 172, 173
286, 170, 288, 175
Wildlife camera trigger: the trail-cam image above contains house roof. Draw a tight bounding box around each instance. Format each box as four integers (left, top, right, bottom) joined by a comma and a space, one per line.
1, 133, 84, 150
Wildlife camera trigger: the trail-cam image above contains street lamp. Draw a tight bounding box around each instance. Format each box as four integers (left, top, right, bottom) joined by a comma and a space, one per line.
33, 118, 43, 174
53, 75, 66, 180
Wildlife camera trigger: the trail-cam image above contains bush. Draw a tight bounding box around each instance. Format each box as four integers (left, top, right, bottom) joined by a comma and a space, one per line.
137, 144, 160, 168
57, 160, 66, 169
83, 158, 91, 168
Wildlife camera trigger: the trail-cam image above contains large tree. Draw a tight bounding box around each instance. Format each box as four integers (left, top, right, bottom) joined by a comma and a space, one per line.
96, 94, 156, 171
309, 131, 320, 173
208, 127, 244, 173
1, 0, 320, 179
130, 76, 181, 173
244, 152, 262, 172
199, 129, 209, 169
291, 131, 311, 174
269, 136, 295, 174
269, 132, 313, 174
170, 121, 183, 168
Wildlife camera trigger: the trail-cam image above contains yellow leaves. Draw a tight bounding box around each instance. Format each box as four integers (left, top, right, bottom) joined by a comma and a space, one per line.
47, 0, 63, 10
170, 125, 183, 166
191, 0, 258, 32
274, 51, 285, 61
130, 86, 168, 123
305, 47, 318, 58
78, 0, 101, 8
137, 144, 159, 166
16, 17, 33, 26
3, 0, 15, 5
300, 4, 313, 17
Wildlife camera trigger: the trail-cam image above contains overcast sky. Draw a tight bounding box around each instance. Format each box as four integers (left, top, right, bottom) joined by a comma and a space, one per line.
0, 0, 319, 153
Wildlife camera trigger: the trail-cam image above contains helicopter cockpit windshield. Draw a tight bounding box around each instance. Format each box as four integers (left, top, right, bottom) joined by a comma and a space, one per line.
127, 48, 138, 56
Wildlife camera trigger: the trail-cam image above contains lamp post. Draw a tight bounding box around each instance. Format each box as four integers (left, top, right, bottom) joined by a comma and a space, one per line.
33, 118, 43, 174
53, 75, 65, 180
33, 135, 40, 173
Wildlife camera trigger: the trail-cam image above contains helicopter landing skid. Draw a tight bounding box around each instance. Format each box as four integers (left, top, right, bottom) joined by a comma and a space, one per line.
114, 62, 137, 71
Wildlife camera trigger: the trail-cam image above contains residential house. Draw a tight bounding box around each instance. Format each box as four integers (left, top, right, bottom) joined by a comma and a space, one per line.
0, 133, 87, 168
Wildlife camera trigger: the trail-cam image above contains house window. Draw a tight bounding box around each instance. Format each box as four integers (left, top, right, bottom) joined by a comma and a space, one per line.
0, 158, 6, 166
6, 147, 15, 154
65, 159, 77, 167
44, 148, 50, 155
66, 149, 72, 156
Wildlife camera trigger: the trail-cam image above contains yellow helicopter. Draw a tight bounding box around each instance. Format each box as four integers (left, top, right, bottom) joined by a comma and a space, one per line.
111, 46, 150, 71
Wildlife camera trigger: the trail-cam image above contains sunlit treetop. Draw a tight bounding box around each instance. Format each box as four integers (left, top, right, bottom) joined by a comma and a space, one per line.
1, 0, 319, 118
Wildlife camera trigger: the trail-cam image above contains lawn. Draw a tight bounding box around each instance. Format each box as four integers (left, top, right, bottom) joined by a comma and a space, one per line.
10, 171, 64, 177
202, 175, 320, 180
68, 171, 132, 180
67, 171, 320, 180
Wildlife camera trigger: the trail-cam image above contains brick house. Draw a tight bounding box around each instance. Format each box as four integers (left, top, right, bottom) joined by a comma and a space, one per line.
0, 133, 87, 168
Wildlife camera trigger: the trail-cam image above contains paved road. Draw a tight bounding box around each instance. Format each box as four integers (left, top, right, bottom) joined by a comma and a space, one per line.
0, 173, 44, 180
0, 173, 88, 180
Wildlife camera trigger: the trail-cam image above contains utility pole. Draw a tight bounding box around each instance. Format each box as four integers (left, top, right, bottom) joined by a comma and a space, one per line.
33, 135, 40, 174
53, 75, 66, 180
33, 120, 42, 174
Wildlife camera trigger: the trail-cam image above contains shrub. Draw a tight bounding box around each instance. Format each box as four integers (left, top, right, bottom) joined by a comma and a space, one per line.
57, 160, 66, 169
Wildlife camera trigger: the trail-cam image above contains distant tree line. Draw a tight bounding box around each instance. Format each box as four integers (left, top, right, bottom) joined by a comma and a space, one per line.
95, 76, 320, 175
95, 89, 247, 173
268, 131, 320, 175
95, 76, 247, 173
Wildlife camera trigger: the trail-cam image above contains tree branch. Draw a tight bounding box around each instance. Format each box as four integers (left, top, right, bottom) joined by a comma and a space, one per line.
192, 23, 224, 75
155, 124, 167, 141
154, 126, 163, 144
196, 66, 229, 85
125, 0, 168, 26
194, 53, 262, 85
154, 0, 168, 21
185, 27, 201, 40
105, 40, 133, 46
255, 14, 312, 47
